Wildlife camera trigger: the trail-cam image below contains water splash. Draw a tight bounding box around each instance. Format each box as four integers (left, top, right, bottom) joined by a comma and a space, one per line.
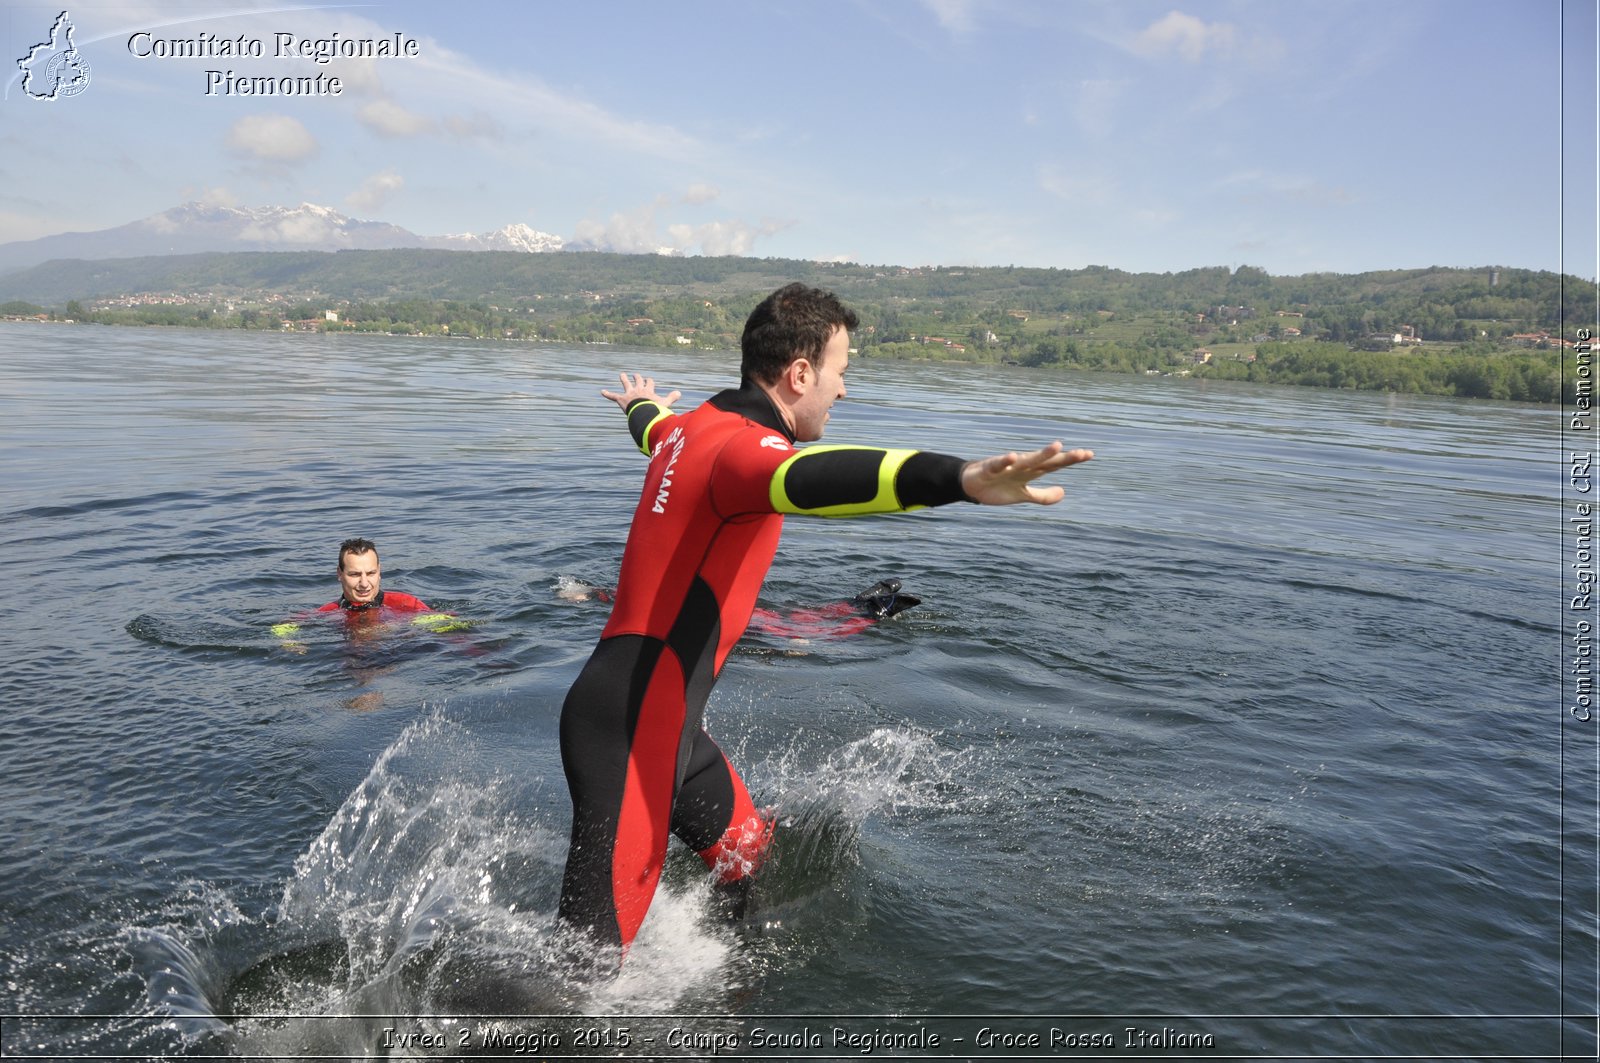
107, 716, 976, 1055
728, 726, 972, 928
755, 725, 970, 827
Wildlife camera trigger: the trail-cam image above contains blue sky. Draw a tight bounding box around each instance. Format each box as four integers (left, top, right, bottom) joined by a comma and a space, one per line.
2, 0, 1594, 277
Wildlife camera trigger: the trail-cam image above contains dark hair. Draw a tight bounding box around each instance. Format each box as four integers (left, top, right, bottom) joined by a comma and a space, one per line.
337, 537, 379, 571
740, 283, 859, 386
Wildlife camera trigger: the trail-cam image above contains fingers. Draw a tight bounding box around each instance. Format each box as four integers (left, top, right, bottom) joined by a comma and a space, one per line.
1025, 441, 1093, 469
970, 441, 1094, 505
602, 373, 644, 406
1002, 442, 1094, 478
978, 450, 1019, 477
1040, 447, 1094, 473
602, 373, 678, 406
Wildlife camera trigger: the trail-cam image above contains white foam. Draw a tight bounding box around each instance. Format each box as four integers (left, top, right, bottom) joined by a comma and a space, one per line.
156, 716, 973, 1048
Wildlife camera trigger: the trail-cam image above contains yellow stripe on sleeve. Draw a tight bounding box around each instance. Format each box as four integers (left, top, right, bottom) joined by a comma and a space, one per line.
768, 445, 921, 517
625, 399, 675, 456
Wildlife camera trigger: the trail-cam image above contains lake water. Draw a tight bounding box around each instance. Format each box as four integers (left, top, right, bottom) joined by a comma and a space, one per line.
0, 322, 1590, 1060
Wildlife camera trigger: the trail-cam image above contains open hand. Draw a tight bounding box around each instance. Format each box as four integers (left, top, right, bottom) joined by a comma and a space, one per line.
602, 372, 681, 412
960, 441, 1094, 505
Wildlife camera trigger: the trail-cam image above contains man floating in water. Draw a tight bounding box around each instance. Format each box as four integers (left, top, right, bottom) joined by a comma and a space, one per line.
557, 282, 1094, 958
273, 537, 463, 651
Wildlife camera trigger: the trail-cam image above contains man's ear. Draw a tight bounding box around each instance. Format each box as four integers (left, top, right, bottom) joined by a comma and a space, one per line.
784, 356, 814, 393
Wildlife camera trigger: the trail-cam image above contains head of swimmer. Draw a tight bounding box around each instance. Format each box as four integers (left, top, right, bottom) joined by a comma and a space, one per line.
740, 282, 857, 443
336, 537, 382, 606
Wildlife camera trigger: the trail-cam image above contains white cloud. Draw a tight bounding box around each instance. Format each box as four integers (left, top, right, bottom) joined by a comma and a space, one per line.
238, 212, 344, 245
347, 169, 404, 213
922, 0, 978, 35
667, 218, 791, 257
682, 183, 721, 205
185, 186, 238, 209
349, 92, 500, 142
1133, 11, 1238, 62
116, 6, 696, 161
575, 197, 789, 256
226, 114, 317, 163
572, 203, 665, 255
400, 37, 700, 161
326, 56, 385, 96
357, 99, 435, 138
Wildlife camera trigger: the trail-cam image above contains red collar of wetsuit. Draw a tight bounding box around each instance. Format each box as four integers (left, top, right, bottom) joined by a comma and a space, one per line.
338, 590, 386, 611
713, 384, 796, 443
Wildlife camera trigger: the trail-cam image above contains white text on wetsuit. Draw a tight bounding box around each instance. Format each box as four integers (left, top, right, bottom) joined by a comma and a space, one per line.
652, 427, 686, 514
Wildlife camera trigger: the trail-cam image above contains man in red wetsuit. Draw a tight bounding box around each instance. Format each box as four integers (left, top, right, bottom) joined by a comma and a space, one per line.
558, 283, 1094, 956
317, 537, 432, 616
273, 538, 436, 651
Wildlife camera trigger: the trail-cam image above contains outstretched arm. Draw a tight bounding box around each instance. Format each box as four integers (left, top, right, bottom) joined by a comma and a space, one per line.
960, 442, 1094, 505
756, 442, 1092, 517
601, 372, 680, 412
603, 372, 682, 455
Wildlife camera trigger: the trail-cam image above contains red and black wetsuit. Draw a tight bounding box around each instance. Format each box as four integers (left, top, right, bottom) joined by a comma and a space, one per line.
558, 384, 971, 951
317, 590, 432, 617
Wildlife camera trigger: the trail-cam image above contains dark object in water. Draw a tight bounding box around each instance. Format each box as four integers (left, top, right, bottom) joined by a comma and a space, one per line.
851, 578, 919, 619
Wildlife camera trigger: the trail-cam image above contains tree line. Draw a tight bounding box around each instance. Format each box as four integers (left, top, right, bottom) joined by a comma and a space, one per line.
2, 252, 1592, 405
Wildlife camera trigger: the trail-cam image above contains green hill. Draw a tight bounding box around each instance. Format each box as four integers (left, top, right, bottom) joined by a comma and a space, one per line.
2, 249, 1591, 404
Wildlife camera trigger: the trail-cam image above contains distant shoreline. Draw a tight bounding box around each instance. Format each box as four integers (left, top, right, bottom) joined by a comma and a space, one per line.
2, 314, 1573, 407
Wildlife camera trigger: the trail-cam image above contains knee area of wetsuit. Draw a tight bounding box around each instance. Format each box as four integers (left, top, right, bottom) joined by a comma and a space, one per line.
697, 811, 776, 884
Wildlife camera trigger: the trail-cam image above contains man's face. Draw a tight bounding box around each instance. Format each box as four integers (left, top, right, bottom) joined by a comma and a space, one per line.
338, 550, 382, 605
792, 325, 850, 442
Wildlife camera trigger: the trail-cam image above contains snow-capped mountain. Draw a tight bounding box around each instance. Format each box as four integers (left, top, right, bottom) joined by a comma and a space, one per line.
433, 222, 565, 254
0, 203, 565, 274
